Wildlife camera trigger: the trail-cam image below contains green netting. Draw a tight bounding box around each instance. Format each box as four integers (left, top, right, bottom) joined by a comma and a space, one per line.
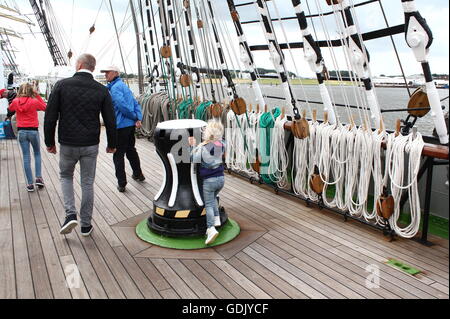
136, 219, 241, 250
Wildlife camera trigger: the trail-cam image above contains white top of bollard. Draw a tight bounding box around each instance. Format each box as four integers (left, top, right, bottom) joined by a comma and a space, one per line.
157, 119, 207, 130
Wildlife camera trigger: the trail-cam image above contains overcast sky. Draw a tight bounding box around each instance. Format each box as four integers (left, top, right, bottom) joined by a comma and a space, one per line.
3, 0, 449, 78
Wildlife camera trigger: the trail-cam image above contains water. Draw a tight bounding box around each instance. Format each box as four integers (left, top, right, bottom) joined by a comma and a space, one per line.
133, 83, 449, 136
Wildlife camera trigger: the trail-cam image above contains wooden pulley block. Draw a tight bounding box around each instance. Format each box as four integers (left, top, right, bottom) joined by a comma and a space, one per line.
251, 156, 261, 174
376, 195, 395, 220
230, 97, 247, 115
407, 87, 430, 118
180, 74, 191, 87
231, 10, 239, 22
67, 50, 73, 60
160, 46, 172, 58
322, 65, 330, 81
291, 118, 310, 139
310, 167, 325, 195
183, 0, 190, 9
197, 20, 204, 29
325, 0, 342, 5
89, 25, 96, 34
210, 103, 223, 118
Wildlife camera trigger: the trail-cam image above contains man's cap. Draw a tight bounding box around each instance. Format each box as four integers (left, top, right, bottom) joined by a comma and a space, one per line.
100, 65, 120, 73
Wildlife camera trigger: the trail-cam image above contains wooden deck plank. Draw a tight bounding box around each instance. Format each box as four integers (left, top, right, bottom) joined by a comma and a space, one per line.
165, 259, 216, 299
227, 256, 290, 299
113, 246, 162, 299
11, 141, 53, 299
211, 260, 272, 299
0, 143, 15, 298
224, 175, 450, 274
150, 259, 198, 299
235, 252, 309, 299
269, 220, 442, 299
243, 246, 325, 299
181, 260, 235, 299
59, 255, 90, 299
134, 258, 172, 292
248, 242, 345, 299
196, 260, 253, 299
225, 182, 450, 286
257, 237, 373, 299
264, 231, 419, 299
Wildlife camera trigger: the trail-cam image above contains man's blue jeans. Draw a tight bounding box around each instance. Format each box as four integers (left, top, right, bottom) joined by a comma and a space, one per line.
18, 130, 42, 185
202, 176, 225, 229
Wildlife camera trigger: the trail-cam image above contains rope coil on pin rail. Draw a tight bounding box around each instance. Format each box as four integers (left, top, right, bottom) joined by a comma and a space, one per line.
401, 0, 448, 144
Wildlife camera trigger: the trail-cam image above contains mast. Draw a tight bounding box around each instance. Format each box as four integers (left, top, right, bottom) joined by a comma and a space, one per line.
29, 0, 67, 66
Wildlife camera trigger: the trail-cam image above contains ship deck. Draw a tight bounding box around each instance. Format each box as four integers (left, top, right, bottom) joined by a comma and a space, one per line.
0, 127, 448, 299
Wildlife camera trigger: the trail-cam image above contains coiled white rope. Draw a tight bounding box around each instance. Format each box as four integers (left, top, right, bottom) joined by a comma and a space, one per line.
268, 115, 289, 188
388, 132, 424, 238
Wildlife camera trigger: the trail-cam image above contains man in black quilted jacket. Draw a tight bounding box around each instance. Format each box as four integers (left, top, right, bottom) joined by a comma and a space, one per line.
44, 53, 118, 237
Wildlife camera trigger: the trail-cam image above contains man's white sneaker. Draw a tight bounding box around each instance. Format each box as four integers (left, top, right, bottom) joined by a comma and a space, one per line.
214, 216, 221, 227
205, 227, 219, 245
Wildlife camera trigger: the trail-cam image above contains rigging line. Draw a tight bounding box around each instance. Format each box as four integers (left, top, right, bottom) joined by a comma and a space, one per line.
254, 0, 301, 119
180, 0, 203, 100
194, 0, 218, 102
378, 0, 411, 97
314, 0, 353, 123
338, 0, 371, 128
226, 0, 266, 108
272, 0, 314, 119
288, 0, 338, 124
330, 1, 368, 127
214, 0, 254, 103
149, 0, 163, 92
201, 0, 228, 101
339, 0, 382, 129
176, 0, 196, 98
108, 0, 129, 84
349, 0, 382, 129
215, 1, 255, 106
138, 0, 151, 78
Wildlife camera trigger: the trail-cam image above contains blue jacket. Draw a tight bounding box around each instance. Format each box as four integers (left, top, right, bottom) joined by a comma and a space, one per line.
107, 77, 143, 129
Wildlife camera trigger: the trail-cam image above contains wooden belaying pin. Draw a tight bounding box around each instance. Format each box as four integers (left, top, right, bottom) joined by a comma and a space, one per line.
395, 119, 401, 137
264, 104, 268, 113
324, 112, 329, 124
256, 104, 260, 113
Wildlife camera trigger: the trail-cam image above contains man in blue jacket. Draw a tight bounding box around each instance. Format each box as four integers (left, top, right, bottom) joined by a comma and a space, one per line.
101, 66, 145, 192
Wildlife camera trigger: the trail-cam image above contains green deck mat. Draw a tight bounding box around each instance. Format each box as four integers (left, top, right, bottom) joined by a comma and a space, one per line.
386, 258, 421, 276
136, 219, 241, 250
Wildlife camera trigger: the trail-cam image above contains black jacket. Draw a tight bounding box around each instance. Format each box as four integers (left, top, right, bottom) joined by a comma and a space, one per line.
44, 72, 117, 148
6, 91, 17, 118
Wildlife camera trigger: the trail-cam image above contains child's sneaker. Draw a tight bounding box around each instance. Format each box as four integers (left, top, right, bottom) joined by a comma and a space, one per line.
26, 184, 35, 192
205, 227, 219, 245
36, 178, 45, 189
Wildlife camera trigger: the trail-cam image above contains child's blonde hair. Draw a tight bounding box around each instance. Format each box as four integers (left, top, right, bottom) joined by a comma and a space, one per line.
17, 83, 35, 98
201, 120, 224, 146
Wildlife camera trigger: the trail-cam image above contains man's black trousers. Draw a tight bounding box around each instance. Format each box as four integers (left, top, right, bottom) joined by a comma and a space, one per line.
113, 126, 143, 187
